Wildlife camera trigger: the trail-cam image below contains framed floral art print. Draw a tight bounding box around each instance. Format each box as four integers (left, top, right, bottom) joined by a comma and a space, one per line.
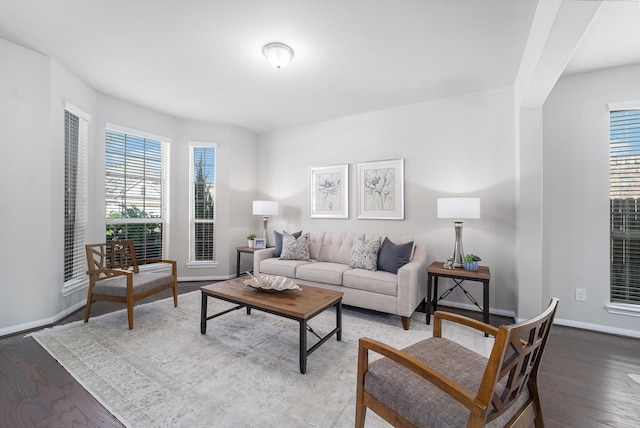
357, 158, 404, 220
310, 164, 348, 218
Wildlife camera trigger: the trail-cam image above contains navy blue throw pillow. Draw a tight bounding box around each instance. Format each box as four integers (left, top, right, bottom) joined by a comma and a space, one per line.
377, 237, 413, 274
273, 230, 302, 257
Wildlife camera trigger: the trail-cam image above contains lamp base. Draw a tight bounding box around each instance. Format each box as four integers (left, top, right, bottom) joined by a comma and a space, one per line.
262, 216, 270, 247
451, 221, 464, 268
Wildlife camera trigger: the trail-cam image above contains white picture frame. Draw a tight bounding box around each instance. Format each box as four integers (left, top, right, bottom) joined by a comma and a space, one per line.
357, 158, 404, 220
253, 238, 266, 249
310, 164, 349, 219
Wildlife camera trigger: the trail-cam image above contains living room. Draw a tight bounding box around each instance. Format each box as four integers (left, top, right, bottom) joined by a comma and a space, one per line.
1, 0, 640, 425
2, 0, 640, 339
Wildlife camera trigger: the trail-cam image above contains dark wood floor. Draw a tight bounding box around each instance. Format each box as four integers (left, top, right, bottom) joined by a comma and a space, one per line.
1, 283, 639, 427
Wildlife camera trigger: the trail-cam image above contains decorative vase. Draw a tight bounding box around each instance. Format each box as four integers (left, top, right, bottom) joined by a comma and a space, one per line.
464, 261, 478, 271
248, 240, 254, 248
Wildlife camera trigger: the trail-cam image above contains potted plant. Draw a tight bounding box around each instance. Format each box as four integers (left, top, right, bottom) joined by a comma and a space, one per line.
463, 254, 481, 271
246, 233, 257, 248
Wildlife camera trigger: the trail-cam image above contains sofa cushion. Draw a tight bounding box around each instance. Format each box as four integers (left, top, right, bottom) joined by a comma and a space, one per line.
273, 230, 302, 258
318, 232, 364, 264
343, 269, 398, 296
349, 237, 382, 271
378, 237, 414, 274
260, 257, 312, 278
280, 232, 310, 261
297, 262, 351, 286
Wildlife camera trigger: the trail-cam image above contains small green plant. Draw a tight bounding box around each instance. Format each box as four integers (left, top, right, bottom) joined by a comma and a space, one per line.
464, 254, 481, 263
246, 233, 257, 240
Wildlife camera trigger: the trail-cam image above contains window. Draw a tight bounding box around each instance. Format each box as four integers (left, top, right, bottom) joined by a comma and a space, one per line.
189, 143, 216, 262
105, 124, 170, 259
610, 108, 640, 305
64, 105, 89, 292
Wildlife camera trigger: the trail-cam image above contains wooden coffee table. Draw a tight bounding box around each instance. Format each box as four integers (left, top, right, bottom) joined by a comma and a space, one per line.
200, 278, 343, 374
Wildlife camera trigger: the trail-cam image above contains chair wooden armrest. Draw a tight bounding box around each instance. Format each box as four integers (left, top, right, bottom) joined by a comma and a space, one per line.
358, 337, 478, 410
433, 310, 499, 338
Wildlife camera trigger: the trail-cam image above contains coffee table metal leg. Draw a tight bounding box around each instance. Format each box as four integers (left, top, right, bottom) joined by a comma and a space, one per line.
200, 292, 207, 334
299, 319, 307, 374
336, 301, 342, 341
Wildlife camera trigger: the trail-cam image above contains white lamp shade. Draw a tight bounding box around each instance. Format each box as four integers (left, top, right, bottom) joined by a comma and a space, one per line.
263, 43, 294, 69
253, 200, 279, 216
437, 197, 480, 219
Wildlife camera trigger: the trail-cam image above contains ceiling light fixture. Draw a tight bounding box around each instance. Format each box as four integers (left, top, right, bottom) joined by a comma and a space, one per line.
263, 42, 294, 69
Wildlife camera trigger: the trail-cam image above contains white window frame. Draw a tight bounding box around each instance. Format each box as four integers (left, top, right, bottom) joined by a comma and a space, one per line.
62, 103, 90, 296
187, 142, 217, 267
104, 123, 171, 259
608, 100, 640, 317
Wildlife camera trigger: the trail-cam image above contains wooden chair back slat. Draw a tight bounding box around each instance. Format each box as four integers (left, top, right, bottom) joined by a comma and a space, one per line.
85, 240, 140, 278
484, 298, 558, 423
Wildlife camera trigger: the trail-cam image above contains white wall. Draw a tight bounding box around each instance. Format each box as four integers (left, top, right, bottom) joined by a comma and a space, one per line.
543, 63, 640, 334
257, 88, 519, 316
0, 39, 58, 331
0, 39, 258, 335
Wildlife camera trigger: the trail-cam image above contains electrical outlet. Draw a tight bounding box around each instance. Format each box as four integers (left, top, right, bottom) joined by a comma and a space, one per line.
575, 288, 587, 302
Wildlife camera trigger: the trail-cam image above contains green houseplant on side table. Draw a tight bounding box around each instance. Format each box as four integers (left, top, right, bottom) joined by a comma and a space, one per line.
463, 254, 481, 271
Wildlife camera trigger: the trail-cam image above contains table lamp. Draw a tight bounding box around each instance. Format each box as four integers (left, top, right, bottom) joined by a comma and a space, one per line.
437, 197, 480, 268
252, 200, 279, 247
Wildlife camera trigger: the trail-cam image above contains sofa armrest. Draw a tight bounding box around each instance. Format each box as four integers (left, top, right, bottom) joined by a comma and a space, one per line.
396, 243, 428, 317
253, 248, 276, 274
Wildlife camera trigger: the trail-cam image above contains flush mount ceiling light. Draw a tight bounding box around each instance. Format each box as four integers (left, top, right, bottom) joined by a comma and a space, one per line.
263, 42, 294, 69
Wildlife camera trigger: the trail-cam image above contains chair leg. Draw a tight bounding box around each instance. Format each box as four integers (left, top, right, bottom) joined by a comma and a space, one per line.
533, 397, 544, 427
172, 281, 178, 307
401, 316, 410, 330
356, 339, 368, 428
84, 292, 93, 323
127, 299, 134, 330
355, 402, 366, 427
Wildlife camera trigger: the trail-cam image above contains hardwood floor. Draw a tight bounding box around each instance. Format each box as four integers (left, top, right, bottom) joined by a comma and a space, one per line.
1, 285, 639, 427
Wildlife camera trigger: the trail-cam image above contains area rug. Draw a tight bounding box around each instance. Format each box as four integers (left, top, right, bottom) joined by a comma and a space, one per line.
32, 290, 494, 427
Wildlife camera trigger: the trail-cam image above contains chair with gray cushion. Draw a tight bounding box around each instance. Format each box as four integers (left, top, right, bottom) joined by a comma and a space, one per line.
355, 298, 559, 427
84, 240, 178, 329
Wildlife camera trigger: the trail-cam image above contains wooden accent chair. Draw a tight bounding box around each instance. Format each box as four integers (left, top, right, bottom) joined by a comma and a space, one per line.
356, 298, 559, 427
84, 240, 178, 329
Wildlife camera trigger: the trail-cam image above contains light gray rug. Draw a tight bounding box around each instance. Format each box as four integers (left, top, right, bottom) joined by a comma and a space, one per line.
32, 290, 494, 427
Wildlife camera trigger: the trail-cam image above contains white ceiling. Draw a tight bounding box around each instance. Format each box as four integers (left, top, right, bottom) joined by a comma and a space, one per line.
0, 0, 639, 134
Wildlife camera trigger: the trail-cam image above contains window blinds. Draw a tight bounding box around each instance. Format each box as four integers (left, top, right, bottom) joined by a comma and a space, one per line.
610, 109, 640, 304
191, 145, 216, 261
105, 128, 169, 259
64, 109, 88, 284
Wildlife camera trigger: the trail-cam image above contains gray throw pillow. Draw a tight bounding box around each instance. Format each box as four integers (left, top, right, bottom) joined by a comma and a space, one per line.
349, 237, 382, 271
377, 237, 414, 274
273, 230, 302, 258
279, 232, 310, 261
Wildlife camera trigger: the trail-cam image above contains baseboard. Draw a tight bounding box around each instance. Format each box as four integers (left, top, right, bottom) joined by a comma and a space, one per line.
0, 300, 86, 338
437, 299, 517, 320
441, 299, 640, 339
552, 317, 640, 339
1, 276, 231, 338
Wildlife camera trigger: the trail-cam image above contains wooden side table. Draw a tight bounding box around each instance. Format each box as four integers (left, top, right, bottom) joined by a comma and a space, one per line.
426, 261, 491, 333
236, 246, 260, 277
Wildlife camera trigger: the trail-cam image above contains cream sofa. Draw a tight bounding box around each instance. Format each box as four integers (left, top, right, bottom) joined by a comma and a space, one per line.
253, 232, 427, 330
